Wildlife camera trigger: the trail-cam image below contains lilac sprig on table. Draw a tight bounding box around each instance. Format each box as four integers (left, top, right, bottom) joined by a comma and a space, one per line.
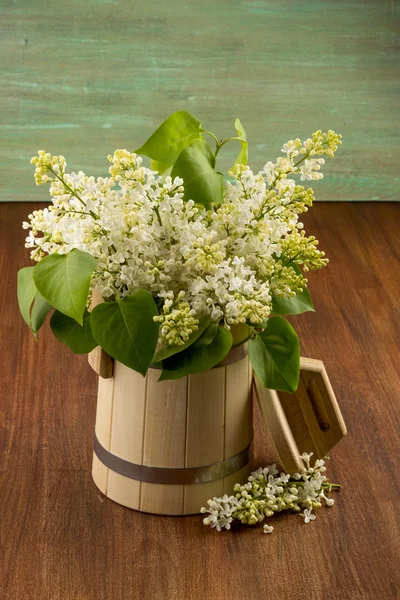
201, 453, 340, 534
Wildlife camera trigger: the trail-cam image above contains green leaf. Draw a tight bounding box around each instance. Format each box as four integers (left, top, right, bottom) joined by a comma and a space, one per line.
150, 159, 171, 175
192, 322, 218, 348
50, 309, 97, 354
91, 290, 159, 376
31, 292, 53, 336
248, 316, 300, 392
17, 267, 37, 328
136, 110, 203, 165
271, 288, 315, 316
171, 138, 223, 207
231, 323, 252, 347
159, 327, 232, 381
33, 249, 97, 325
271, 265, 315, 316
233, 118, 248, 167
152, 315, 211, 363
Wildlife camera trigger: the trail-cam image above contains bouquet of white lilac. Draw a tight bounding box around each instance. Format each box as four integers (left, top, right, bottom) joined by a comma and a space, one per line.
17, 111, 341, 390
201, 453, 341, 534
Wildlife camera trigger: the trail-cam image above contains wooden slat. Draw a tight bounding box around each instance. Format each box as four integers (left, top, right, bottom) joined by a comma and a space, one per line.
297, 361, 347, 456
223, 465, 251, 496
222, 357, 253, 493
139, 370, 188, 515
183, 367, 225, 514
106, 362, 147, 510
92, 375, 114, 494
278, 379, 318, 457
254, 376, 304, 474
88, 347, 114, 379
88, 290, 114, 379
224, 356, 253, 458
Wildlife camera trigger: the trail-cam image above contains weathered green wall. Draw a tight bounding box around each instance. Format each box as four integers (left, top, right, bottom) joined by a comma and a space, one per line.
1, 0, 399, 201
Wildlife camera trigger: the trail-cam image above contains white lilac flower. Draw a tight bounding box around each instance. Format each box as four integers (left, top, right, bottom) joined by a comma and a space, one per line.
301, 508, 316, 524
26, 131, 340, 346
321, 492, 335, 506
201, 456, 340, 536
263, 524, 274, 534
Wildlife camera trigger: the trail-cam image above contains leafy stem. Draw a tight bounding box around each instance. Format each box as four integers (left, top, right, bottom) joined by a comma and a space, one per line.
201, 130, 219, 147
288, 481, 342, 489
202, 130, 241, 159
215, 136, 242, 158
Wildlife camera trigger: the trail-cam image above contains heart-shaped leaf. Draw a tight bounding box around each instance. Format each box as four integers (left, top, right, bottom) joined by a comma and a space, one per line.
159, 327, 232, 381
51, 309, 97, 354
152, 315, 211, 363
136, 110, 203, 165
33, 249, 97, 325
150, 159, 171, 175
91, 290, 159, 376
192, 322, 218, 348
233, 118, 248, 167
31, 292, 53, 337
271, 287, 314, 316
230, 323, 252, 347
17, 267, 36, 327
248, 316, 300, 392
271, 265, 314, 316
171, 138, 223, 207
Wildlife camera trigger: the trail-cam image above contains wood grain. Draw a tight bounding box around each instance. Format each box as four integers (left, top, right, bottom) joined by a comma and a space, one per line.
1, 1, 399, 202
255, 357, 347, 472
88, 290, 114, 379
91, 357, 252, 515
1, 202, 400, 599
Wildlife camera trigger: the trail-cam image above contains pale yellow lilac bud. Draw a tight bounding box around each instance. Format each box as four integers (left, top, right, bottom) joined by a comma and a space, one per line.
201, 455, 339, 535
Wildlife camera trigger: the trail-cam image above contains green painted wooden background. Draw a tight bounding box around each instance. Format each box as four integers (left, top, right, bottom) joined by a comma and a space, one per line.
1, 0, 399, 201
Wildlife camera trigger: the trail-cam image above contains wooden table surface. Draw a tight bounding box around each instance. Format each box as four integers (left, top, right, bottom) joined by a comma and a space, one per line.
1, 202, 399, 600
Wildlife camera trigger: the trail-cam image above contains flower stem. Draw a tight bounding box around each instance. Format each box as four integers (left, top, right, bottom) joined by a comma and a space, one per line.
154, 206, 163, 227
48, 167, 87, 208
202, 130, 219, 147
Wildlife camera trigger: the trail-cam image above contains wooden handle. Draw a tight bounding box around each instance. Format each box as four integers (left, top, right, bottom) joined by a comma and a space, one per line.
252, 356, 347, 472
253, 377, 304, 473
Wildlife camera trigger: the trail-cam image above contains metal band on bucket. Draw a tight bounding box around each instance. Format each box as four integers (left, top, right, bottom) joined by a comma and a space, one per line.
94, 434, 252, 485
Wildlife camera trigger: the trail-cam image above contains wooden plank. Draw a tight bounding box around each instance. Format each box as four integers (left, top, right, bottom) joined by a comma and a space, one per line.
297, 361, 347, 456
224, 356, 253, 458
106, 361, 147, 510
92, 375, 114, 494
140, 370, 188, 515
87, 347, 114, 379
1, 2, 399, 202
254, 376, 304, 474
183, 368, 225, 514
221, 358, 254, 494
3, 202, 400, 599
87, 290, 113, 379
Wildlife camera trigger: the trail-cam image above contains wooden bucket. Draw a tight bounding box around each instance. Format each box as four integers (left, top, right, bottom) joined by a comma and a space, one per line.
91, 347, 253, 515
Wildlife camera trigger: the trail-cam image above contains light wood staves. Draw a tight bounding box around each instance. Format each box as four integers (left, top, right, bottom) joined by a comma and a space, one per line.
89, 339, 346, 514
91, 356, 253, 515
